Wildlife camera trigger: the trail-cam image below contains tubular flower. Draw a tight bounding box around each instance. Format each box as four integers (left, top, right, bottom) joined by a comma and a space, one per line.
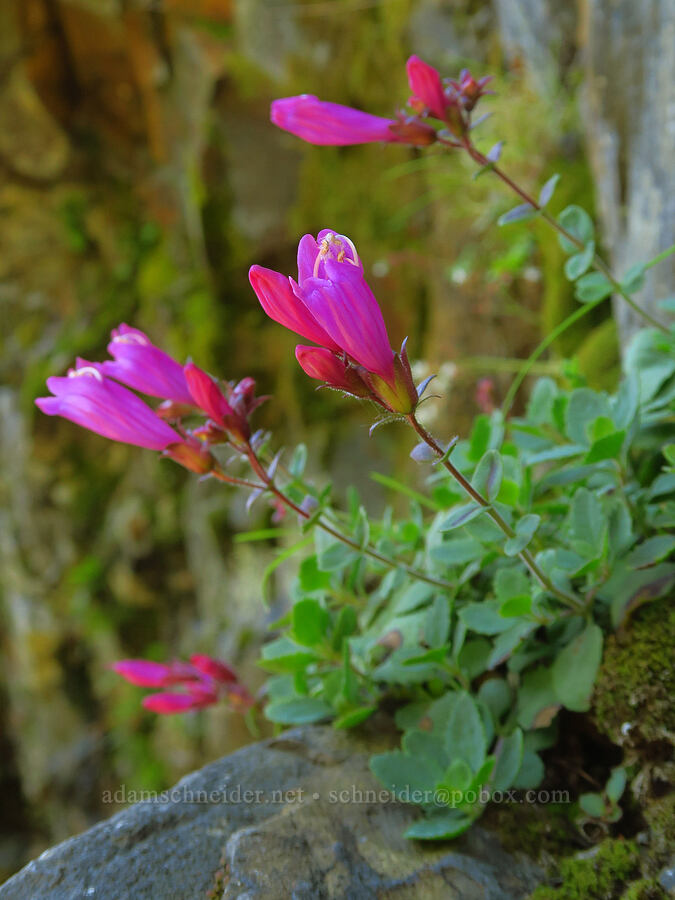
270, 95, 435, 147
97, 324, 194, 405
250, 230, 419, 414
112, 655, 254, 715
35, 366, 184, 451
405, 55, 448, 120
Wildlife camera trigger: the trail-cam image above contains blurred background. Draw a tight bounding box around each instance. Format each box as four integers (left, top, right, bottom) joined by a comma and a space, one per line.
1, 0, 672, 882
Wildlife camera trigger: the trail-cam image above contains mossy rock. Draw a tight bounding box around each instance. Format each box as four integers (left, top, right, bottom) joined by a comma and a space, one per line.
592, 597, 675, 748
528, 839, 643, 900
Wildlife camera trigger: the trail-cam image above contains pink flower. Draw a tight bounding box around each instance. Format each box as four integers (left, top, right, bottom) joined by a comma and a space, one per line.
184, 363, 252, 443
295, 346, 369, 397
113, 654, 253, 715
36, 366, 183, 451
250, 230, 419, 414
97, 324, 193, 405
270, 95, 436, 147
406, 55, 448, 120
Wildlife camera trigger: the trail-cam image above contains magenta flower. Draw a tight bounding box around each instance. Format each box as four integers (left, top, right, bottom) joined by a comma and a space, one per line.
97, 324, 193, 406
36, 366, 183, 450
112, 654, 253, 715
250, 230, 419, 414
184, 363, 252, 443
295, 346, 369, 397
271, 95, 437, 147
406, 55, 448, 120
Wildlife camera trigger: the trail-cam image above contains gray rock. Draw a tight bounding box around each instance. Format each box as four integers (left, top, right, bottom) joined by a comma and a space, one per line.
1, 725, 543, 899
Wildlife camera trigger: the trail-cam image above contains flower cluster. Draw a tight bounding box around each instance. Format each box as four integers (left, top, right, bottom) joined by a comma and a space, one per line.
270, 55, 491, 147
250, 229, 419, 415
36, 324, 263, 473
112, 655, 253, 715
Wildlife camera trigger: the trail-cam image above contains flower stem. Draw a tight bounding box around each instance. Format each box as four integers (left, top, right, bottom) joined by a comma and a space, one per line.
460, 139, 668, 334
243, 443, 454, 592
407, 413, 585, 612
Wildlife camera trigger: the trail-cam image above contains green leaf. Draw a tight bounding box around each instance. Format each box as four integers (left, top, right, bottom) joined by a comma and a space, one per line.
299, 556, 332, 592
441, 758, 474, 793
425, 595, 451, 647
488, 621, 535, 669
492, 728, 524, 792
513, 751, 545, 789
431, 537, 484, 566
602, 562, 675, 626
265, 697, 333, 724
626, 535, 675, 568
370, 750, 441, 797
292, 598, 329, 647
404, 811, 473, 840
497, 203, 536, 226
575, 272, 613, 304
317, 538, 357, 572
499, 595, 532, 617
477, 678, 512, 722
261, 536, 314, 600
526, 377, 558, 424
538, 174, 560, 207
564, 241, 595, 280
552, 623, 603, 712
458, 601, 514, 635
289, 443, 308, 477
259, 637, 318, 673
445, 692, 487, 772
565, 388, 610, 445
504, 514, 540, 556
517, 666, 559, 729
458, 639, 492, 679
570, 488, 606, 558
584, 430, 626, 463
557, 205, 594, 253
495, 567, 530, 602
579, 793, 606, 818
440, 503, 484, 531
472, 450, 503, 502
468, 415, 491, 461
331, 606, 357, 651
402, 730, 447, 772
333, 706, 376, 729
620, 263, 646, 294
606, 767, 626, 803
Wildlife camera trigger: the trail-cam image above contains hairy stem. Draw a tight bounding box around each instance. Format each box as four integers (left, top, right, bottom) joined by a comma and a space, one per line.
243, 443, 454, 591
407, 413, 585, 612
460, 139, 668, 334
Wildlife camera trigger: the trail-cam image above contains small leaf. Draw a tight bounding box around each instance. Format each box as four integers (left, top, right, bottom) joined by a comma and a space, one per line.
516, 666, 559, 729
499, 595, 532, 617
333, 706, 376, 729
625, 535, 675, 568
292, 598, 329, 647
605, 767, 626, 803
513, 750, 545, 789
621, 263, 646, 294
498, 203, 536, 226
575, 272, 613, 304
538, 173, 560, 207
504, 514, 540, 556
472, 450, 503, 502
404, 811, 473, 840
265, 697, 333, 724
440, 503, 484, 531
289, 443, 308, 477
416, 374, 436, 398
370, 750, 441, 797
584, 430, 626, 463
487, 140, 503, 162
557, 205, 594, 253
564, 241, 595, 280
410, 441, 437, 463
552, 623, 603, 712
459, 601, 513, 635
492, 728, 524, 792
445, 692, 487, 772
579, 792, 606, 818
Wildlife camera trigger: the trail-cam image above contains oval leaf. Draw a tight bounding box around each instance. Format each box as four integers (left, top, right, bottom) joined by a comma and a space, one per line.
552, 623, 603, 712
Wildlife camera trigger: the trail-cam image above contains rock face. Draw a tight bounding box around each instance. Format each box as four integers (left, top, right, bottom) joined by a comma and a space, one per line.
1, 726, 542, 899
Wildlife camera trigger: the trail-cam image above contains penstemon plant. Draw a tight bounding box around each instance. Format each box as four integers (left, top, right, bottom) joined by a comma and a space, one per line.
37, 55, 675, 842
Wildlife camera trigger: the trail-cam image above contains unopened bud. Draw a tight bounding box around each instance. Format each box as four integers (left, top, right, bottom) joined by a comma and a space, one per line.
164, 439, 214, 474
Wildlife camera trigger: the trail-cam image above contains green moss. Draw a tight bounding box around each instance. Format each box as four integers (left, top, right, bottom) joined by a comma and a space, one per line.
484, 801, 575, 859
530, 839, 641, 900
621, 878, 668, 900
592, 598, 675, 745
642, 792, 675, 874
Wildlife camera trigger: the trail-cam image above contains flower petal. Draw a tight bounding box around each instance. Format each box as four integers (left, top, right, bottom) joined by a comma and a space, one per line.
271, 95, 400, 145
406, 56, 447, 120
